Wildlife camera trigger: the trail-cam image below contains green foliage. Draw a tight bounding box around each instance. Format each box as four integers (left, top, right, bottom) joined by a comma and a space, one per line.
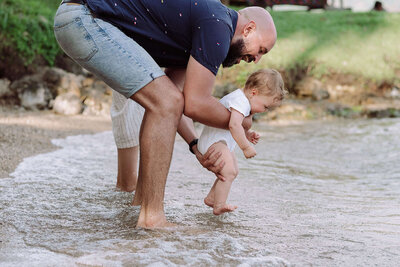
0, 0, 61, 65
1, 1, 399, 85
218, 10, 400, 86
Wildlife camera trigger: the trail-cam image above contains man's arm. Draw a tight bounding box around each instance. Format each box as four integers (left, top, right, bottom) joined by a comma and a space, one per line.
165, 68, 198, 144
165, 67, 225, 176
183, 56, 231, 129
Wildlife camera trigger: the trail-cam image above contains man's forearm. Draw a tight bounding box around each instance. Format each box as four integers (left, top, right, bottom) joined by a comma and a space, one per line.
177, 114, 198, 144
184, 95, 231, 129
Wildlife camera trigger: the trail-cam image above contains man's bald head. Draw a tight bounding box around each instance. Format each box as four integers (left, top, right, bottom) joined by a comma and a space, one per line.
238, 7, 277, 49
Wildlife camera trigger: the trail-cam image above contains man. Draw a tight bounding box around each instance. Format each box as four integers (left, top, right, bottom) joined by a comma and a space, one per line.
54, 0, 276, 228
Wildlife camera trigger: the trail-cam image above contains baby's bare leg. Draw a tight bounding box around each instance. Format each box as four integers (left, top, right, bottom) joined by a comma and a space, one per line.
231, 150, 239, 176
203, 142, 238, 215
204, 179, 218, 207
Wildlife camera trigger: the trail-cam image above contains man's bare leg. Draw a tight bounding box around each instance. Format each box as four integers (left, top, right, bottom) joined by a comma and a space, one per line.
116, 146, 139, 192
131, 76, 184, 228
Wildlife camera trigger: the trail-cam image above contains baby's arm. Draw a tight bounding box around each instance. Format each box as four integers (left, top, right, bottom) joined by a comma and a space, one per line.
229, 109, 256, 158
242, 114, 260, 145
242, 115, 253, 132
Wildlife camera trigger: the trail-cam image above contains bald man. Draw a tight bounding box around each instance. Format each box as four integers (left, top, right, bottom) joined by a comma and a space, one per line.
54, 0, 276, 228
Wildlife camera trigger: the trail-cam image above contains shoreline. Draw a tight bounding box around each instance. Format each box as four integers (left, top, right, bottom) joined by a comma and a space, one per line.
0, 106, 111, 178
1, 99, 399, 179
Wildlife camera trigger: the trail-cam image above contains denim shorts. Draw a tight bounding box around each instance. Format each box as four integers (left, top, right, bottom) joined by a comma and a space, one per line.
53, 3, 165, 98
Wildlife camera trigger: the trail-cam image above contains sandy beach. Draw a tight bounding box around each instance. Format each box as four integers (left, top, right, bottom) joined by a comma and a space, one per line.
0, 105, 111, 178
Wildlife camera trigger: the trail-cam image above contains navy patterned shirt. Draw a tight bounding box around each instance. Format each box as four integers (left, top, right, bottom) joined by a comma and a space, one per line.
85, 0, 238, 75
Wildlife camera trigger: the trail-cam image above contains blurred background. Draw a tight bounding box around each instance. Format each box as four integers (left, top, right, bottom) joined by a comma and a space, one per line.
0, 0, 399, 119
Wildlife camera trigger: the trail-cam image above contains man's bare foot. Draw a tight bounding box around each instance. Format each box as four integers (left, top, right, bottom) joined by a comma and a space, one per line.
132, 194, 142, 206
116, 184, 136, 192
204, 197, 214, 208
213, 203, 237, 215
136, 210, 176, 229
136, 221, 177, 229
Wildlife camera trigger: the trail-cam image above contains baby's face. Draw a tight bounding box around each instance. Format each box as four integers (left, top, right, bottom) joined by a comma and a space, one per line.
249, 94, 281, 114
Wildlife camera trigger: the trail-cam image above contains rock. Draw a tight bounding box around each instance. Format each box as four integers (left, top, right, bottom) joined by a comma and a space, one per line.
82, 88, 111, 116
92, 80, 112, 95
312, 89, 330, 101
384, 87, 400, 99
80, 79, 112, 116
43, 67, 83, 97
263, 101, 310, 121
295, 77, 329, 100
10, 74, 52, 110
19, 84, 50, 110
294, 77, 320, 96
0, 78, 13, 98
82, 77, 95, 88
326, 84, 358, 102
326, 103, 361, 118
365, 108, 400, 118
53, 93, 83, 115
42, 68, 63, 86
42, 68, 65, 97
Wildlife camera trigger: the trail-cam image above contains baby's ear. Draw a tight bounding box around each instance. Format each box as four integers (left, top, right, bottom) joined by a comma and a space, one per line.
251, 88, 258, 95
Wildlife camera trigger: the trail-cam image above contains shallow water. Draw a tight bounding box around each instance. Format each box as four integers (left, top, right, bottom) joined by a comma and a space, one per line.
1, 118, 399, 266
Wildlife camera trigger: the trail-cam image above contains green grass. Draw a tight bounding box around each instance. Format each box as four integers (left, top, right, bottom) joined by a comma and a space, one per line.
218, 10, 400, 87
1, 1, 399, 86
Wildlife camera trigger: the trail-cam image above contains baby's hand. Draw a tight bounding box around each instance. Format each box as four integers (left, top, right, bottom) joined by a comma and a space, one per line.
246, 130, 260, 144
243, 146, 256, 159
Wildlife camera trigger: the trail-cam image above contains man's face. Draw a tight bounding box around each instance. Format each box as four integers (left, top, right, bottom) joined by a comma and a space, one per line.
222, 38, 255, 68
222, 34, 268, 68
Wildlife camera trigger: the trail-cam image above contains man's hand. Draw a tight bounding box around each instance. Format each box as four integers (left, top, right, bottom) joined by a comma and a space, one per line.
193, 145, 226, 181
243, 145, 256, 159
246, 130, 260, 144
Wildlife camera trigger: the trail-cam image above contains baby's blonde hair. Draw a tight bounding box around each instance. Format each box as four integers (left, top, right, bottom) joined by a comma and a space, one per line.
244, 69, 287, 101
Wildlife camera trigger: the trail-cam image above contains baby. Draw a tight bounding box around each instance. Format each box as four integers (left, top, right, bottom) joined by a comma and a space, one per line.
197, 69, 287, 215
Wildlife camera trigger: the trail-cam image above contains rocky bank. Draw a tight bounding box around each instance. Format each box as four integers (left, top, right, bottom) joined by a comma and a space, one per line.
1, 59, 400, 121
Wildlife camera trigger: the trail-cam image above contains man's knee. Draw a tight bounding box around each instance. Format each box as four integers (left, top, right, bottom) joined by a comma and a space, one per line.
167, 88, 184, 115
153, 88, 183, 119
132, 77, 184, 117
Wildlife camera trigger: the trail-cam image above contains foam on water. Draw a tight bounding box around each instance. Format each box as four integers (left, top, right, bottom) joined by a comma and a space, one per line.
1, 118, 400, 266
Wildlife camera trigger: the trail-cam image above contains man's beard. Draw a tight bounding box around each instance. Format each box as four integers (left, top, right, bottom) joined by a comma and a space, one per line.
222, 38, 246, 68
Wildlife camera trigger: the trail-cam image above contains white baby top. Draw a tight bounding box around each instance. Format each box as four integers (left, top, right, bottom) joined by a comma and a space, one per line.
197, 89, 251, 154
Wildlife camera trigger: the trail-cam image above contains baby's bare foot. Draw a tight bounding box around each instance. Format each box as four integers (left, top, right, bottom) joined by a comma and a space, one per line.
204, 197, 214, 208
213, 204, 237, 215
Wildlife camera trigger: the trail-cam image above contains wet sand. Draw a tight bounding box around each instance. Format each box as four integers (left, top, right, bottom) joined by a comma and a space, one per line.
0, 106, 111, 178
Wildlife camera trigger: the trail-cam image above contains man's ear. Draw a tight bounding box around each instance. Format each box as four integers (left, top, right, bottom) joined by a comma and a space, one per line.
243, 21, 256, 37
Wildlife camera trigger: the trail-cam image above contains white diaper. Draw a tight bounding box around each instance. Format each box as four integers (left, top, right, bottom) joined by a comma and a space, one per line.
197, 126, 237, 154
